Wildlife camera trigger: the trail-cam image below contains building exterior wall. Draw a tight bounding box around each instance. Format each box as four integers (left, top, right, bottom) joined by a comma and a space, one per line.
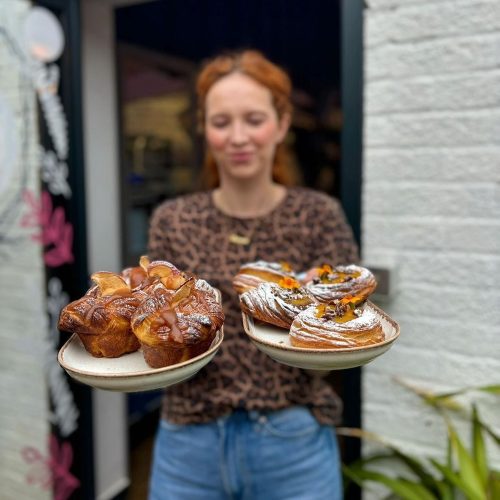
362, 0, 500, 495
0, 1, 51, 499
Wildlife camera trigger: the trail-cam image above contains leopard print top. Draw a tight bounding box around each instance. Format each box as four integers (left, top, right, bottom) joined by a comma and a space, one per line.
148, 187, 359, 425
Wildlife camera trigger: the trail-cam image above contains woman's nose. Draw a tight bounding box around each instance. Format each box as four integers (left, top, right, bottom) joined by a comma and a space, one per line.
229, 122, 248, 145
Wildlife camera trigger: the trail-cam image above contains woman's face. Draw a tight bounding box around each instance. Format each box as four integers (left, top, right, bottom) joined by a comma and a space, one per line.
204, 72, 290, 182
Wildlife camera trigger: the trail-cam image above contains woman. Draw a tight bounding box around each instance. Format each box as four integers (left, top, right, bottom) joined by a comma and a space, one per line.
147, 50, 358, 500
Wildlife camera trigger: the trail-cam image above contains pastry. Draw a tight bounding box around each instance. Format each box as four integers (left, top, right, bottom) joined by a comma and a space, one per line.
122, 255, 150, 289
58, 272, 141, 357
131, 277, 224, 368
233, 260, 296, 295
289, 297, 384, 349
239, 277, 316, 328
304, 264, 377, 303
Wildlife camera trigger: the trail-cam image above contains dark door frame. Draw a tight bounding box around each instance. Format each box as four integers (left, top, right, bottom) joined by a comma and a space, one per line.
340, 0, 364, 494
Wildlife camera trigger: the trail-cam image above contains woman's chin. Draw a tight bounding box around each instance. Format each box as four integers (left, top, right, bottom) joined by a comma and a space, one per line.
224, 163, 265, 180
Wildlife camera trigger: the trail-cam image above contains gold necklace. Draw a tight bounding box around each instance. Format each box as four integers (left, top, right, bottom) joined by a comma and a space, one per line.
227, 217, 263, 247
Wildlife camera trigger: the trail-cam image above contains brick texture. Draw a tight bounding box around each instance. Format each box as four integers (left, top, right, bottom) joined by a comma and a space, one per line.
363, 0, 500, 496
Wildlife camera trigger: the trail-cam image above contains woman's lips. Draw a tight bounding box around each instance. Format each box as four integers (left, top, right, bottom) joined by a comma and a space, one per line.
229, 152, 253, 163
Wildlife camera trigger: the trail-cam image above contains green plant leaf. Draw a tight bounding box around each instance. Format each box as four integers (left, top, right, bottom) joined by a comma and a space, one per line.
480, 421, 500, 447
430, 459, 475, 499
487, 470, 500, 499
448, 423, 487, 500
472, 405, 489, 488
343, 467, 437, 500
390, 449, 442, 494
434, 480, 454, 500
477, 384, 500, 395
347, 449, 443, 495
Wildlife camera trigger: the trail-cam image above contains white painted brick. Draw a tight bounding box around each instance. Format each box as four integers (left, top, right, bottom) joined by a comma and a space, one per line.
364, 0, 500, 482
366, 33, 500, 81
363, 182, 500, 218
364, 215, 500, 254
368, 342, 500, 388
388, 316, 499, 359
364, 250, 500, 289
366, 0, 451, 9
366, 1, 500, 46
384, 284, 500, 324
366, 70, 500, 113
365, 109, 500, 147
363, 147, 500, 183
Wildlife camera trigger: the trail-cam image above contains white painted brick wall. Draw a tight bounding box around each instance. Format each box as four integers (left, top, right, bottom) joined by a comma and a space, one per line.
363, 0, 500, 498
0, 2, 51, 499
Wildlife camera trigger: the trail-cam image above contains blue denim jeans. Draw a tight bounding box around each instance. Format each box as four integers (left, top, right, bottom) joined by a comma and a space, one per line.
148, 406, 342, 500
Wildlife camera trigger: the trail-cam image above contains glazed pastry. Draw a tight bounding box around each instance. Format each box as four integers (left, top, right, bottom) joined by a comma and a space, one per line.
58, 272, 141, 357
122, 255, 150, 289
239, 277, 316, 329
304, 264, 377, 303
233, 260, 296, 295
131, 278, 224, 368
289, 298, 384, 349
122, 256, 190, 294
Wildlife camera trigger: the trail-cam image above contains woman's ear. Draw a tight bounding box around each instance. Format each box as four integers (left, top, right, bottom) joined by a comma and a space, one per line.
277, 112, 291, 143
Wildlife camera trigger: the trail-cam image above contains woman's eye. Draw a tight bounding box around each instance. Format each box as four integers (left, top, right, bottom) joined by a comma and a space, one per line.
247, 114, 266, 126
209, 117, 230, 128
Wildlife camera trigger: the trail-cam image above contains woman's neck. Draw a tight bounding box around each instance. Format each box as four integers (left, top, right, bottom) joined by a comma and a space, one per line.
213, 179, 286, 218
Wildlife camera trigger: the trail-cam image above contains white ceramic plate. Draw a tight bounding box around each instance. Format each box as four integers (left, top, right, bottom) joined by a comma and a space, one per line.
242, 301, 399, 371
58, 328, 223, 392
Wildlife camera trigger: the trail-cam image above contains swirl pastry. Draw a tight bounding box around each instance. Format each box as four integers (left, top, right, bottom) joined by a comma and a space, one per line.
233, 260, 295, 295
239, 278, 316, 329
58, 272, 141, 357
131, 278, 224, 368
304, 264, 377, 303
289, 299, 384, 349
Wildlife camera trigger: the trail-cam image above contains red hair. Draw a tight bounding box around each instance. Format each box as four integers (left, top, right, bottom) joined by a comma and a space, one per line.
196, 50, 294, 188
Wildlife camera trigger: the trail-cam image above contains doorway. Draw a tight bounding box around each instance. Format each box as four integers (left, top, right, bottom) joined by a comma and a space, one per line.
114, 1, 362, 498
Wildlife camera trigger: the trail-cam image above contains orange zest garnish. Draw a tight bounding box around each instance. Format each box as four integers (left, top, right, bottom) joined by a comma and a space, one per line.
315, 304, 327, 318
340, 295, 362, 309
280, 261, 292, 272
317, 264, 333, 275
278, 277, 301, 290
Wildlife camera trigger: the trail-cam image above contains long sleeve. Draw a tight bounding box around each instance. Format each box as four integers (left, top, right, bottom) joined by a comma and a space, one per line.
307, 192, 359, 267
147, 202, 175, 262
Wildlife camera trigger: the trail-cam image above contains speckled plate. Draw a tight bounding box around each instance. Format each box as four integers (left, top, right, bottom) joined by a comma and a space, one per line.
58, 288, 224, 392
242, 301, 399, 371
58, 328, 223, 392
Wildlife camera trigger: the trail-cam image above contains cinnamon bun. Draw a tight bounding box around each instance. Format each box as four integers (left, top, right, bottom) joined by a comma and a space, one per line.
289, 298, 384, 349
304, 264, 377, 303
239, 277, 316, 329
233, 260, 296, 295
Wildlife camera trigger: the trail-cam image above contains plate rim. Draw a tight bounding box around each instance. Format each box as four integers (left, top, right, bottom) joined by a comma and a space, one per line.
242, 300, 399, 354
58, 326, 224, 379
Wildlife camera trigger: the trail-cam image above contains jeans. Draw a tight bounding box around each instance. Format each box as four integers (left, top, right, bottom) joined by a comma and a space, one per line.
148, 406, 342, 500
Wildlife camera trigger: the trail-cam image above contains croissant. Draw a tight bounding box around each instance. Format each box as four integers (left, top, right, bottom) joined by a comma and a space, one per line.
58, 272, 141, 357
233, 260, 296, 295
239, 278, 316, 329
304, 264, 377, 303
289, 299, 384, 349
131, 278, 224, 368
